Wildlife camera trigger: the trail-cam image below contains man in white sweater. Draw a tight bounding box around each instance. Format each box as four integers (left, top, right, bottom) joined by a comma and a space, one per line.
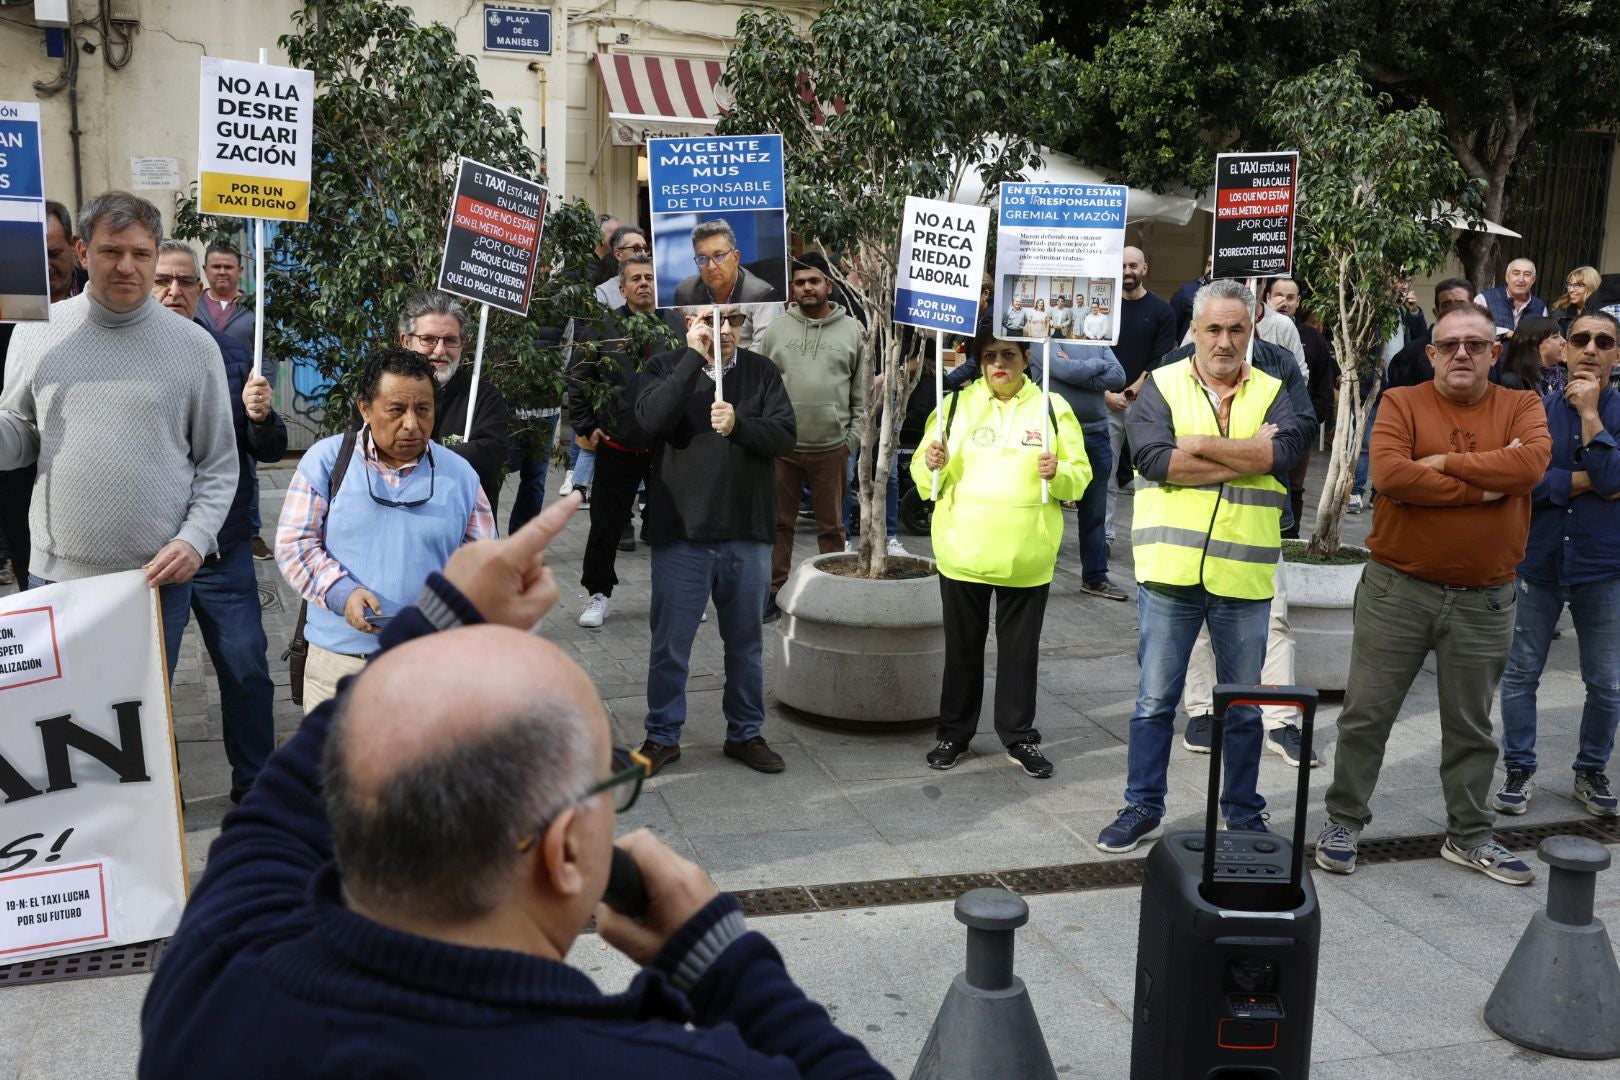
0, 191, 236, 679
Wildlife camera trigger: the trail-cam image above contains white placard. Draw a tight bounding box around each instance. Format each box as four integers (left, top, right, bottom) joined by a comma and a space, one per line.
129, 156, 181, 190
894, 196, 990, 336
0, 860, 110, 959
993, 182, 1129, 345
0, 572, 186, 962
197, 56, 314, 221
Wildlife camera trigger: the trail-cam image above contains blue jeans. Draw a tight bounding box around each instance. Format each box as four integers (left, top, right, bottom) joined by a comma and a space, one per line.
30, 573, 191, 681
1352, 400, 1377, 496
844, 448, 899, 539
1499, 576, 1620, 775
644, 539, 771, 746
507, 415, 558, 534
1126, 585, 1270, 823
189, 540, 276, 791
566, 443, 597, 488
1078, 427, 1112, 582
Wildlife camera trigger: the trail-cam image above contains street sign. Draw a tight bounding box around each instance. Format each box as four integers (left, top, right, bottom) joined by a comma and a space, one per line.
484, 4, 552, 55
1211, 151, 1299, 280
436, 157, 548, 317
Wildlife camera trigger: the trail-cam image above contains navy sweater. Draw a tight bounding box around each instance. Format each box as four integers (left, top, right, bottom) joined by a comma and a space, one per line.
140, 574, 890, 1080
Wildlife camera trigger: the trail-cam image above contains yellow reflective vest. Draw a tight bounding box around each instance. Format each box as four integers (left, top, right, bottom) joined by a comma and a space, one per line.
1132, 359, 1287, 599
909, 377, 1090, 587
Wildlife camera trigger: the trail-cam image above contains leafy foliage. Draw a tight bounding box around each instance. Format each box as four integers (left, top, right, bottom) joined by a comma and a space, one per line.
721, 0, 1069, 575
1261, 55, 1484, 556
174, 0, 629, 436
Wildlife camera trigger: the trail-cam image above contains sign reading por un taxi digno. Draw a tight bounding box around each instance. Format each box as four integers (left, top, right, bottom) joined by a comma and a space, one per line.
197, 56, 314, 222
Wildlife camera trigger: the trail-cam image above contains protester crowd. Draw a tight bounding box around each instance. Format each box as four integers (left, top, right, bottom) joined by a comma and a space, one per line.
5, 190, 1620, 1073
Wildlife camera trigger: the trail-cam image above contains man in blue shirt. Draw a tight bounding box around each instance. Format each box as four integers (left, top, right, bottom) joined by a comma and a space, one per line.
1495, 311, 1620, 818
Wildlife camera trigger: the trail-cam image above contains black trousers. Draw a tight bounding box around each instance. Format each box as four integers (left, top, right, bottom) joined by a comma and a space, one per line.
580, 443, 652, 597
937, 575, 1049, 746
0, 465, 34, 586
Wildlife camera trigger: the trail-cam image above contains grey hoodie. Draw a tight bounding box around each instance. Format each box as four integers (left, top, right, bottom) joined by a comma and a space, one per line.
757, 302, 867, 452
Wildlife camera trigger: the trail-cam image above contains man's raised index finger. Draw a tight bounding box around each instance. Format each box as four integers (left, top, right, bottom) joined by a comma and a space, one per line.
506, 491, 584, 558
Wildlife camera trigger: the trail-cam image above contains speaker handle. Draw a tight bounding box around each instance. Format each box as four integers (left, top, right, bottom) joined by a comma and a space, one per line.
1204, 684, 1320, 891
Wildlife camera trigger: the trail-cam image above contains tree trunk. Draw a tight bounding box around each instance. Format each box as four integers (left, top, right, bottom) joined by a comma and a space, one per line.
1457, 230, 1500, 295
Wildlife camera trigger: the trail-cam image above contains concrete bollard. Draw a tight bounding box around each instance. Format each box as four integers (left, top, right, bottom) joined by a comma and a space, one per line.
1484, 835, 1620, 1059
911, 888, 1057, 1080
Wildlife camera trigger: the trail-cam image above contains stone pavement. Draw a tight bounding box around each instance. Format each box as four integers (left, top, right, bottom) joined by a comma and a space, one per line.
3, 454, 1618, 1078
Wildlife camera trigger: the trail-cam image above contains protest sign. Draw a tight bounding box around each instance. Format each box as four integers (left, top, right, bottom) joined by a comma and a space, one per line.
647, 134, 787, 311
894, 196, 990, 336
993, 181, 1128, 346
1211, 151, 1298, 280
197, 57, 314, 222
0, 100, 50, 323
0, 572, 186, 963
436, 157, 548, 317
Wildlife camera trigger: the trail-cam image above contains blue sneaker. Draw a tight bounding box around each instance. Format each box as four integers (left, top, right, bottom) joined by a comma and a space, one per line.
1228, 814, 1269, 833
1182, 713, 1213, 753
1314, 821, 1359, 874
1440, 837, 1534, 885
1095, 805, 1162, 853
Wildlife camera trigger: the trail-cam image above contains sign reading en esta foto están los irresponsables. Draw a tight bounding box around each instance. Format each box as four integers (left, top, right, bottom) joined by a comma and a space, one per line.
197, 56, 314, 222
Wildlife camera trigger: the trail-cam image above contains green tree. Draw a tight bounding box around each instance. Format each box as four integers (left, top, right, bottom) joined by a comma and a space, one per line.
176, 0, 625, 442
1058, 0, 1620, 287
722, 0, 1070, 576
1261, 55, 1483, 557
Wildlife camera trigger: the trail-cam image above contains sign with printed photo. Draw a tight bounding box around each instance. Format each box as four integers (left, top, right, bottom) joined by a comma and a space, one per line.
993, 182, 1128, 345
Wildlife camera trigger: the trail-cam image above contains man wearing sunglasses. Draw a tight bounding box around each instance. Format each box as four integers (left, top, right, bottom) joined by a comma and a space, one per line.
145, 500, 888, 1078
276, 348, 495, 709
1317, 303, 1551, 885
1496, 312, 1620, 820
634, 303, 797, 776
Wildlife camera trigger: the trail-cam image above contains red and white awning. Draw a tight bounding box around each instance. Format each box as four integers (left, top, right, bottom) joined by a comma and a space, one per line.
594, 54, 725, 146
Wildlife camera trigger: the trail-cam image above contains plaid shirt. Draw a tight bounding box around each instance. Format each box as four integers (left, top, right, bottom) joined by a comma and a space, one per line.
276, 431, 496, 610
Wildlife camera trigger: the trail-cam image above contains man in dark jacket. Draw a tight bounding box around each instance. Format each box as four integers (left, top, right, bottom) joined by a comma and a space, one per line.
140, 505, 889, 1080
634, 304, 796, 777
1264, 276, 1336, 536
398, 290, 511, 515
1042, 342, 1128, 600
154, 240, 287, 802
572, 254, 672, 629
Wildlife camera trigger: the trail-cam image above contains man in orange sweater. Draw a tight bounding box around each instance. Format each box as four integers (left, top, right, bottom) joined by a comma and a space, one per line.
1315, 304, 1551, 885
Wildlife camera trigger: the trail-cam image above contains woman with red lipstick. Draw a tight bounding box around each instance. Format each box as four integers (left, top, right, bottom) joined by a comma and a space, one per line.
911, 330, 1090, 779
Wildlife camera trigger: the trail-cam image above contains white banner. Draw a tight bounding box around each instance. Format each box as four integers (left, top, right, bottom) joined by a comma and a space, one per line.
0, 572, 186, 963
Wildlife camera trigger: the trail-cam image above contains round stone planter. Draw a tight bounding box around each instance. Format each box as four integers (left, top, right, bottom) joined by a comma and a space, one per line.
1284, 544, 1369, 693
771, 552, 944, 723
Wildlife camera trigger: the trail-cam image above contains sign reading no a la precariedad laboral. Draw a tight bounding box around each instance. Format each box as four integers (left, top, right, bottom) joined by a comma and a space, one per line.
994, 182, 1128, 346
197, 57, 314, 221
436, 158, 547, 317
894, 197, 990, 336
0, 100, 49, 323
1211, 151, 1299, 280
647, 134, 787, 311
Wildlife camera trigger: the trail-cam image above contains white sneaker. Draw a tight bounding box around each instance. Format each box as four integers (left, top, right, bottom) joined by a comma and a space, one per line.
1346, 493, 1363, 514
886, 537, 909, 556
577, 592, 610, 628
558, 470, 575, 496
844, 539, 858, 553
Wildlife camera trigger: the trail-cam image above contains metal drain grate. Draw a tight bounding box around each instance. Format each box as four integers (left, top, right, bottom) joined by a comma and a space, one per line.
0, 938, 168, 989
732, 817, 1620, 919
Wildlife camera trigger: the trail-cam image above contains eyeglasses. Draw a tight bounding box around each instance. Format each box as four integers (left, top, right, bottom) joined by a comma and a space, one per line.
409, 333, 462, 351
515, 747, 650, 853
615, 241, 649, 254
694, 249, 736, 268
1570, 331, 1618, 350
1430, 338, 1495, 358
694, 312, 748, 328
366, 444, 435, 508
153, 274, 200, 288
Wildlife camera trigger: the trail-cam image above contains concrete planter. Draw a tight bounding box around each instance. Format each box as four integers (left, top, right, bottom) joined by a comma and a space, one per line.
1284, 544, 1369, 693
771, 552, 944, 723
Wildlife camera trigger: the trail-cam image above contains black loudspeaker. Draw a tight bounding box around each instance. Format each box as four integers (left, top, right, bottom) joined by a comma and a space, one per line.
1130, 685, 1323, 1080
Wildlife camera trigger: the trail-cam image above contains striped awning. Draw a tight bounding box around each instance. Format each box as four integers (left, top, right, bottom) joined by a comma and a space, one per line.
594, 54, 725, 146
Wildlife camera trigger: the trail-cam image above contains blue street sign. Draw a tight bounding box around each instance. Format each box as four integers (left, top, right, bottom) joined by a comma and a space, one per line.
484, 5, 552, 55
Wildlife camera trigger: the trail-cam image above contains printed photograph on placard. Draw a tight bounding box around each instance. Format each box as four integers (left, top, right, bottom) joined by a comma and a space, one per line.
997, 274, 1118, 342
651, 208, 787, 311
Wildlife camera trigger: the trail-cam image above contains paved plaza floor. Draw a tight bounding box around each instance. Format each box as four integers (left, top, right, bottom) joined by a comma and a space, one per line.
4, 454, 1618, 1078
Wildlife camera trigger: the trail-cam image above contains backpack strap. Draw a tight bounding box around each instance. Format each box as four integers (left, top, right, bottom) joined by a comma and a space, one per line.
285, 428, 361, 705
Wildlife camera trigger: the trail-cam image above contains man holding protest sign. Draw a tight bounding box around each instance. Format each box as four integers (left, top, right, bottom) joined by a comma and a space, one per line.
152, 239, 286, 801
633, 304, 796, 777
0, 191, 237, 679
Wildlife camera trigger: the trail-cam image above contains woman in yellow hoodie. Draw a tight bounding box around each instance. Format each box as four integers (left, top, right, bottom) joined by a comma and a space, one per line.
911, 332, 1089, 778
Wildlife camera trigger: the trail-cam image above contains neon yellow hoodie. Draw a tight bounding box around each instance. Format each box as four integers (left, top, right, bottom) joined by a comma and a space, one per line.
910, 376, 1090, 587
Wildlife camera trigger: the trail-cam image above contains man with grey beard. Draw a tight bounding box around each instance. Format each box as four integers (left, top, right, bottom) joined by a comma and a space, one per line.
398, 289, 511, 514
